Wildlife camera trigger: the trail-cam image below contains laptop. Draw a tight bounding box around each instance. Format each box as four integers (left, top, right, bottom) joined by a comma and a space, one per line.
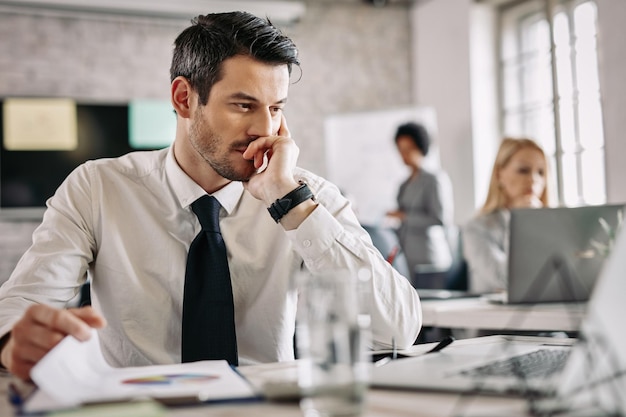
372, 225, 626, 414
416, 288, 479, 300
505, 204, 624, 304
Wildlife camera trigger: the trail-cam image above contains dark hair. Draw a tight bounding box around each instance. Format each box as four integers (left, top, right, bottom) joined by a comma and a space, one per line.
394, 122, 430, 156
170, 11, 300, 105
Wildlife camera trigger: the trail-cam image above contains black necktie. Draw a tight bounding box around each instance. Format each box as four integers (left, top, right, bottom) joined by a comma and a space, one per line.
182, 195, 238, 365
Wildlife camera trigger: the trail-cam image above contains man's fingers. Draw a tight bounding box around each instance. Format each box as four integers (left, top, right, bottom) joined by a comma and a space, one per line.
243, 136, 271, 158
278, 114, 290, 138
4, 323, 57, 381
9, 339, 49, 365
2, 305, 107, 381
25, 305, 92, 342
254, 150, 265, 169
7, 355, 35, 382
68, 306, 107, 328
243, 137, 276, 165
243, 116, 292, 162
244, 136, 292, 156
12, 319, 65, 352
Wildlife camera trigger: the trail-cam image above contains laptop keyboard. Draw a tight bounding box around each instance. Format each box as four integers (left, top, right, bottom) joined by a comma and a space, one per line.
460, 349, 570, 380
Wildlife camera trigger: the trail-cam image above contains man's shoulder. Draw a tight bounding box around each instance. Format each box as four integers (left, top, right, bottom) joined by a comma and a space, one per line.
85, 148, 169, 178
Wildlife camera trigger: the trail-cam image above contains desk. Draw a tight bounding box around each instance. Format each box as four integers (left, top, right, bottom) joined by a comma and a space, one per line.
421, 297, 586, 332
162, 389, 529, 417
0, 337, 558, 417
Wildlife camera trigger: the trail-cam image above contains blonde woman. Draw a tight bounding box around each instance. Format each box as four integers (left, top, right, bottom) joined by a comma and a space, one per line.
462, 138, 551, 294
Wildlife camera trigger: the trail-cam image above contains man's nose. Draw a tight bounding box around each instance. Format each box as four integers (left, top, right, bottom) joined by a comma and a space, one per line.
248, 109, 274, 138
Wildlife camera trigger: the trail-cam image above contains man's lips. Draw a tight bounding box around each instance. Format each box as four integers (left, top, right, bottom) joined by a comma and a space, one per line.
232, 145, 250, 156
232, 140, 255, 155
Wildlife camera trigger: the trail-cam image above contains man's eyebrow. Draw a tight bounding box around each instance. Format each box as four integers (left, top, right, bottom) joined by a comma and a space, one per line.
228, 92, 287, 105
229, 92, 257, 101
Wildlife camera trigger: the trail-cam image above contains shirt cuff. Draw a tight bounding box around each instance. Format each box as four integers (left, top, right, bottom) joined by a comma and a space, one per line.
285, 205, 342, 263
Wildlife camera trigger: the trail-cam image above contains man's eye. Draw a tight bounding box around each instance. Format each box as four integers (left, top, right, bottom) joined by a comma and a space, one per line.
271, 107, 283, 114
237, 103, 252, 110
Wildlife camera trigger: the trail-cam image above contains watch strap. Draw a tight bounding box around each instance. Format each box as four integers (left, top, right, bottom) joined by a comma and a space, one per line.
267, 182, 314, 223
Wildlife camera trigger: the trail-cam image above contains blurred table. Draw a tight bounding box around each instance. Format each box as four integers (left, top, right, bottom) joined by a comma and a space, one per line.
0, 338, 542, 417
420, 297, 585, 332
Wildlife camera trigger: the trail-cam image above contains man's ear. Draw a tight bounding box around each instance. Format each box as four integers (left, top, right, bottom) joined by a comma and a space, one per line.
171, 76, 194, 119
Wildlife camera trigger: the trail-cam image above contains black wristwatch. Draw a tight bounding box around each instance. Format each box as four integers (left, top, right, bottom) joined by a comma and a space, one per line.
267, 182, 315, 223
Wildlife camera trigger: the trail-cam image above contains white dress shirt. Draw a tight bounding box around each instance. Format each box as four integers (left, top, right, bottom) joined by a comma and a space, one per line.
0, 147, 421, 367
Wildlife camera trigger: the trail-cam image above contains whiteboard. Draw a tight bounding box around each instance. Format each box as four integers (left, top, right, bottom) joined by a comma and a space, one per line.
324, 107, 438, 226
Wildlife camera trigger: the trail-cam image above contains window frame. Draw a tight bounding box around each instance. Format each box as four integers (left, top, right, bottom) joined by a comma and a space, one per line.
496, 0, 606, 206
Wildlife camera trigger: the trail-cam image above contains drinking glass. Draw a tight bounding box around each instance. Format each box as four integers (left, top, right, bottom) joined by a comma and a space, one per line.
296, 269, 371, 417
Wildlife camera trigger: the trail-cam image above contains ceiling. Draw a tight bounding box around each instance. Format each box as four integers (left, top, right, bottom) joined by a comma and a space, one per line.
0, 0, 307, 24
0, 0, 424, 26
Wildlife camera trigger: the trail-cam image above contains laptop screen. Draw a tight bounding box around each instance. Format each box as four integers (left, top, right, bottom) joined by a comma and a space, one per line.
507, 204, 624, 303
553, 218, 626, 414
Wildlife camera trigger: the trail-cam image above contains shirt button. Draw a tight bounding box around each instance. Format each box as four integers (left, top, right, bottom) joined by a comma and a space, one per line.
302, 239, 312, 248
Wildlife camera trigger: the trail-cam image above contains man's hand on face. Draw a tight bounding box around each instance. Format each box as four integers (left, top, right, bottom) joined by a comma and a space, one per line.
242, 114, 301, 205
0, 305, 106, 381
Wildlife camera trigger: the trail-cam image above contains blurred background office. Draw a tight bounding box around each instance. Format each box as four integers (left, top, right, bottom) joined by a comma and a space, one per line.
1, 0, 625, 286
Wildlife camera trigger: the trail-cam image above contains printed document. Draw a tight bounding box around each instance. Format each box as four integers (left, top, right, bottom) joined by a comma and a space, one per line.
24, 330, 258, 413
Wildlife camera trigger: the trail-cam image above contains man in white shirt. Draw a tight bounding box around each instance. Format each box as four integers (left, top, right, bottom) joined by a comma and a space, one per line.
0, 11, 421, 380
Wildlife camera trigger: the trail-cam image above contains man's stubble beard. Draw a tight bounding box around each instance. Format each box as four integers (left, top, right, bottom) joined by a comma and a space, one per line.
189, 112, 256, 182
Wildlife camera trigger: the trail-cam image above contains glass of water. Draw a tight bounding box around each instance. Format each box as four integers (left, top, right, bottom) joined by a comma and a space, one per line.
296, 269, 371, 417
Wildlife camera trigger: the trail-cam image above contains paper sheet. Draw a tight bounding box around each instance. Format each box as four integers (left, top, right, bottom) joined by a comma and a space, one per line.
25, 330, 258, 413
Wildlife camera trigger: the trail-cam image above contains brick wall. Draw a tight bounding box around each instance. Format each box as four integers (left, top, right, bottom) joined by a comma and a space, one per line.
0, 3, 412, 259
0, 2, 412, 175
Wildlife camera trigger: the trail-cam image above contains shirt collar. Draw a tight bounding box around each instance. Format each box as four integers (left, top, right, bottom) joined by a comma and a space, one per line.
165, 145, 244, 215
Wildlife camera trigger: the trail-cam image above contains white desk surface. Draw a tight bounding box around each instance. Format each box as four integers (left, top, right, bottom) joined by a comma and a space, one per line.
0, 336, 566, 417
161, 390, 529, 417
420, 297, 586, 332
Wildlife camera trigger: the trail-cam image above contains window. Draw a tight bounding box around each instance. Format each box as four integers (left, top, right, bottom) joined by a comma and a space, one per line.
499, 0, 605, 206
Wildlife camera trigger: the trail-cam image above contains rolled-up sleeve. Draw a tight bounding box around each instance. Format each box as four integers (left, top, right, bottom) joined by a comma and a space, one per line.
286, 172, 422, 349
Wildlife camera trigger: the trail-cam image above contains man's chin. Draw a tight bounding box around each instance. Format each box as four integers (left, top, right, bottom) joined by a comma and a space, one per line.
215, 163, 257, 182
